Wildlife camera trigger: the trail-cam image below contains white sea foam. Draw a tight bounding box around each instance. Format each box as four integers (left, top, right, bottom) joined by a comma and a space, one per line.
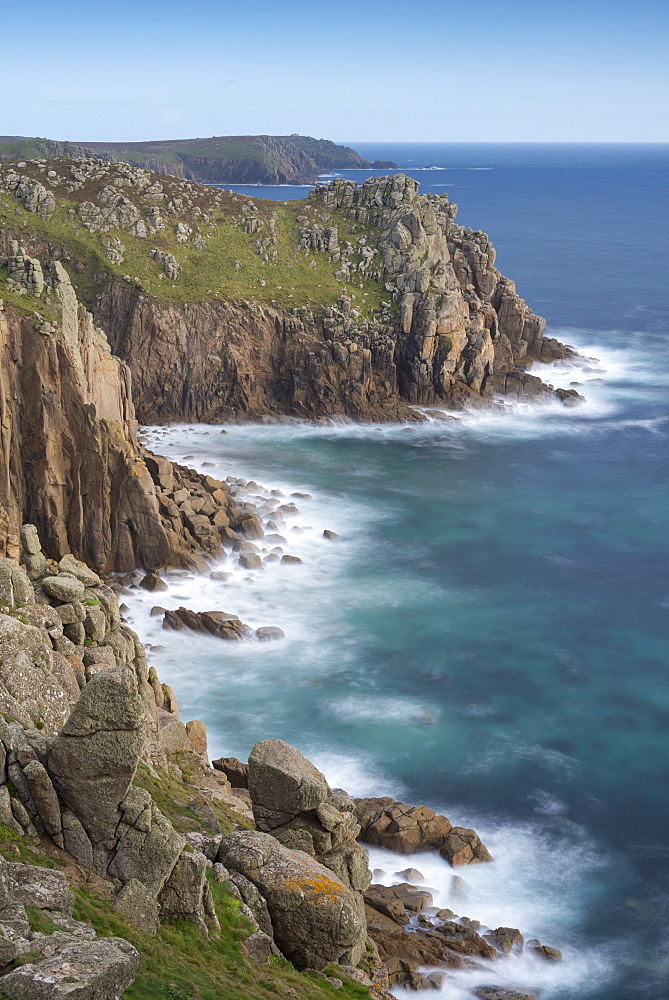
365, 814, 618, 999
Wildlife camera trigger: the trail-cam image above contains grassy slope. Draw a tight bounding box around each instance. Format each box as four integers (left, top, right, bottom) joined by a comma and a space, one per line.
0, 159, 386, 319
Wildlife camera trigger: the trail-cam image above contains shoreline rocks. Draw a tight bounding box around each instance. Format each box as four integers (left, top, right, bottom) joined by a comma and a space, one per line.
354, 796, 492, 866
162, 606, 284, 642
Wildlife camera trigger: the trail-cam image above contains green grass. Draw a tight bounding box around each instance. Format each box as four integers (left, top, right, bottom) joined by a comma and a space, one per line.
132, 761, 252, 835
0, 170, 389, 321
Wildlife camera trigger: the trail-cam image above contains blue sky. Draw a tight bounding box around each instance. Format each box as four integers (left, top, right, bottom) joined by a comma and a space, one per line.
2, 0, 667, 142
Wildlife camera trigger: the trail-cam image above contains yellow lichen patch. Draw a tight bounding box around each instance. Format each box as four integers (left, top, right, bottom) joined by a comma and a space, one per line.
281, 871, 346, 904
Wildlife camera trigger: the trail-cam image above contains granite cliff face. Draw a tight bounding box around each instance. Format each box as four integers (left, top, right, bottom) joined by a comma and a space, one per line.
98, 174, 575, 423
0, 244, 250, 572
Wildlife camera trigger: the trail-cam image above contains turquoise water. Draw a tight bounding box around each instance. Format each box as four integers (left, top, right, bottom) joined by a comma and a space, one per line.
132, 146, 668, 998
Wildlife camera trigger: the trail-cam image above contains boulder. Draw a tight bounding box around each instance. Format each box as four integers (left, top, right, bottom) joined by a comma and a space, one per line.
248, 739, 329, 831
41, 575, 86, 602
212, 756, 248, 788
47, 667, 144, 855
163, 607, 253, 640
20, 760, 63, 845
6, 863, 73, 915
0, 936, 139, 1000
440, 826, 493, 866
248, 740, 370, 893
217, 830, 366, 970
529, 942, 562, 961
255, 626, 285, 641
185, 720, 208, 757
114, 878, 160, 936
61, 810, 94, 869
157, 850, 214, 933
139, 572, 168, 592
57, 556, 101, 587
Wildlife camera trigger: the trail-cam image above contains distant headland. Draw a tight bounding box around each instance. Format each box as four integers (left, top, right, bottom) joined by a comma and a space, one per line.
0, 134, 398, 185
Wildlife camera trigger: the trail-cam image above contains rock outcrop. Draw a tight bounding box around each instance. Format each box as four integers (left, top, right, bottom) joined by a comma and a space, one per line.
0, 243, 284, 571
217, 830, 367, 970
1, 158, 579, 428
0, 855, 139, 998
0, 247, 175, 572
354, 796, 492, 866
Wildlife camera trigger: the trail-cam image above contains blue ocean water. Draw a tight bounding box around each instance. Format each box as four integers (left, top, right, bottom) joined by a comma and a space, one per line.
134, 145, 669, 999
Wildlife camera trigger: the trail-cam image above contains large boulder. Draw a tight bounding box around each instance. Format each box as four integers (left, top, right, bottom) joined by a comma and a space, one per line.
248, 740, 371, 892
248, 739, 330, 830
0, 936, 139, 1000
47, 667, 144, 858
217, 830, 367, 970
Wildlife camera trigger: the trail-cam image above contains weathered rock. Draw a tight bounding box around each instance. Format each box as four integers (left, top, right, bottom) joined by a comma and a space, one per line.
212, 756, 249, 788
61, 810, 94, 869
355, 796, 491, 865
47, 667, 144, 854
114, 878, 160, 936
248, 740, 370, 893
41, 575, 86, 602
157, 850, 214, 933
0, 614, 73, 734
185, 719, 208, 757
529, 942, 562, 961
485, 926, 524, 955
57, 556, 101, 587
248, 739, 330, 831
163, 607, 253, 640
140, 571, 168, 592
255, 626, 285, 641
440, 826, 493, 866
20, 760, 63, 845
218, 830, 366, 970
6, 863, 73, 915
0, 936, 139, 1000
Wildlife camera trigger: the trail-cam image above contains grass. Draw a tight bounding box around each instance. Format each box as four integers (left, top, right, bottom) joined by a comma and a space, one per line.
132, 760, 252, 835
0, 161, 390, 321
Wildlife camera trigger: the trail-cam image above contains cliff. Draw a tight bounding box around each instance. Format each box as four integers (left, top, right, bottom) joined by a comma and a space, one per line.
0, 134, 370, 184
0, 157, 579, 426
0, 242, 267, 573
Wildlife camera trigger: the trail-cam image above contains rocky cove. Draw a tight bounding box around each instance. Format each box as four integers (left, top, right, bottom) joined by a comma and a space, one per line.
0, 161, 596, 999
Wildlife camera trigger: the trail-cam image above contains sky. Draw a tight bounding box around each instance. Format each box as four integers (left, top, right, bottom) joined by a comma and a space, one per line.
1, 0, 667, 143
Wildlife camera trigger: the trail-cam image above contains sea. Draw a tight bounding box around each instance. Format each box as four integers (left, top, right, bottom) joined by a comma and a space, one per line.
128, 144, 669, 999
